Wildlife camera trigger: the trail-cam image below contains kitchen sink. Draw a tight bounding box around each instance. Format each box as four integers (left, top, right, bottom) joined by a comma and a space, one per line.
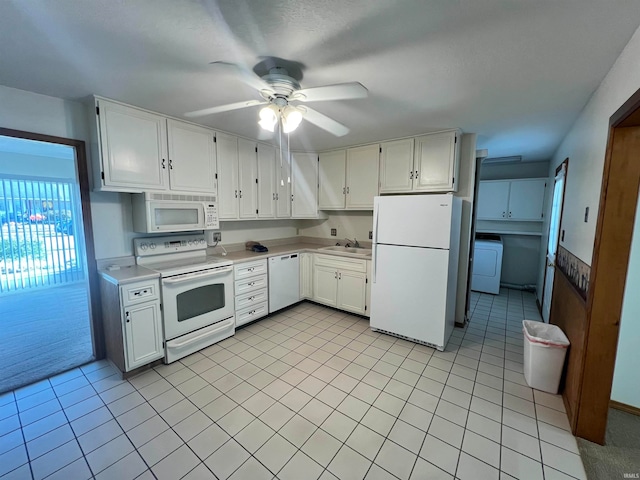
319, 246, 372, 256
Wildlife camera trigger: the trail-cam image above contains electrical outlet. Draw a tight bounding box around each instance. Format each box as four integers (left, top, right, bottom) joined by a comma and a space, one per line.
369, 231, 373, 240
330, 228, 337, 236
212, 231, 222, 242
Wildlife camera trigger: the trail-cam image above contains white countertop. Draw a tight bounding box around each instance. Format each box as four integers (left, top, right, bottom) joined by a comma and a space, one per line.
99, 265, 160, 285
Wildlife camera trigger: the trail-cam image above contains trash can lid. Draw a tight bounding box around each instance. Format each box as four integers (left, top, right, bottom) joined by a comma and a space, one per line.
522, 320, 570, 348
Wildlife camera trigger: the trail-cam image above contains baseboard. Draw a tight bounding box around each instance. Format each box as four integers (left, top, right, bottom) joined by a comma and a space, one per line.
610, 399, 640, 416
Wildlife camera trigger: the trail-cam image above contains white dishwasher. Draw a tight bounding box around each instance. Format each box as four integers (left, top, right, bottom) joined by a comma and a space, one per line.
269, 253, 300, 313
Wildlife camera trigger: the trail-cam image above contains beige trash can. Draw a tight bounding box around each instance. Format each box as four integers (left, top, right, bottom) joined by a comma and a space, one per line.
522, 320, 570, 394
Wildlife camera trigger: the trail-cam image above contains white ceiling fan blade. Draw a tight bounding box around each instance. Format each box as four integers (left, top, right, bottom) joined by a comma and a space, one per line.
210, 61, 275, 95
292, 82, 368, 103
184, 100, 267, 118
299, 106, 350, 137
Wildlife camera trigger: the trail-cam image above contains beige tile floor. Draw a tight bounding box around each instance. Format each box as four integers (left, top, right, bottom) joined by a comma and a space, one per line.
0, 289, 587, 480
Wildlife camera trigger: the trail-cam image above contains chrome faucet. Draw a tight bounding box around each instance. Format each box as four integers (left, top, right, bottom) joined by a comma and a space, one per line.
344, 237, 361, 248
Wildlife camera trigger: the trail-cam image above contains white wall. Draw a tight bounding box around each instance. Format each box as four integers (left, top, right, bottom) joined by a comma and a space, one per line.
218, 220, 298, 245
612, 196, 640, 408
298, 211, 374, 243
544, 25, 640, 407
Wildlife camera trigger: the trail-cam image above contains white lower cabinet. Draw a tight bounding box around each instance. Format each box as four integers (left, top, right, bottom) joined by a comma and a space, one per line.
312, 254, 368, 315
234, 259, 268, 327
100, 276, 164, 374
124, 301, 163, 370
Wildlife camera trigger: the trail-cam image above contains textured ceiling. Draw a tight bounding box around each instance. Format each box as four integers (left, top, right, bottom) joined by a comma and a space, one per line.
1, 0, 639, 159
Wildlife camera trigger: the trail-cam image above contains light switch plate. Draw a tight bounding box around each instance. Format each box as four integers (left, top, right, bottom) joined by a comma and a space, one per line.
212, 231, 222, 242
331, 228, 337, 236
369, 231, 373, 240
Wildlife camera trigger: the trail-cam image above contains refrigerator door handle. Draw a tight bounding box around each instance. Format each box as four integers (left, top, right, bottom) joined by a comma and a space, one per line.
372, 203, 379, 283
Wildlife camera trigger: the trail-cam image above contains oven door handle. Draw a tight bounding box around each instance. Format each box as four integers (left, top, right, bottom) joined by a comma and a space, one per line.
163, 266, 233, 285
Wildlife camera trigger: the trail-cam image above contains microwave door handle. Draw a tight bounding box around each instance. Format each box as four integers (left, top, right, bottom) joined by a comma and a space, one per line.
162, 266, 233, 285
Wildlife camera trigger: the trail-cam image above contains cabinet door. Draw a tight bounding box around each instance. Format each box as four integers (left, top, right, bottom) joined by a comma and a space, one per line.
257, 143, 276, 218
379, 139, 414, 193
300, 253, 313, 299
337, 269, 367, 315
313, 265, 338, 307
238, 139, 258, 219
167, 120, 216, 193
414, 131, 458, 192
346, 144, 379, 210
123, 302, 163, 371
216, 133, 239, 220
275, 148, 292, 218
291, 152, 319, 218
476, 181, 510, 220
318, 150, 346, 209
97, 100, 168, 191
508, 179, 546, 220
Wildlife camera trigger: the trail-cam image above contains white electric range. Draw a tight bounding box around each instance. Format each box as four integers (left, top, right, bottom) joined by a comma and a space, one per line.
135, 234, 234, 363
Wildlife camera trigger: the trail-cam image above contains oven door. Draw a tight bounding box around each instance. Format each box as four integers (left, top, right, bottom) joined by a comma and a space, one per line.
150, 201, 205, 232
161, 265, 234, 340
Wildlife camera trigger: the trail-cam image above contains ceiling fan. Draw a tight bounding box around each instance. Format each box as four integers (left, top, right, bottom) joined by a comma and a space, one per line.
184, 61, 368, 137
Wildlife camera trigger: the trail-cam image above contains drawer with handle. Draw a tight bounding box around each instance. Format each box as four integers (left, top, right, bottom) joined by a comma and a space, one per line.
235, 288, 268, 311
121, 280, 159, 306
236, 301, 268, 327
234, 259, 268, 280
234, 274, 268, 296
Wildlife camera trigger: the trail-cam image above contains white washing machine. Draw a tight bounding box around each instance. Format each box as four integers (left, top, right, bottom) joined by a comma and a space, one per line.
471, 235, 503, 294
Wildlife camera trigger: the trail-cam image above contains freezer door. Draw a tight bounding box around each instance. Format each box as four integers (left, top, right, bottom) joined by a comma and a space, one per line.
373, 195, 452, 249
370, 244, 449, 348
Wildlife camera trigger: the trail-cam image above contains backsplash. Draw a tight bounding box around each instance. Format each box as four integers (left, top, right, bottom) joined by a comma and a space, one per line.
556, 245, 590, 300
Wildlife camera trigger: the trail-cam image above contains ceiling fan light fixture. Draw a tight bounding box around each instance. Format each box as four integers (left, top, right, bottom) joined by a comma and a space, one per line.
258, 105, 278, 132
282, 106, 303, 133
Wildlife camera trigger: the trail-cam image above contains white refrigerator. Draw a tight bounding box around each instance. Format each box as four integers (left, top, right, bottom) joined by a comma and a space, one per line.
370, 194, 462, 351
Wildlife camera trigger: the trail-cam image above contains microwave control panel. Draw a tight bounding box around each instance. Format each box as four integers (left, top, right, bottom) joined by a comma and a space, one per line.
205, 203, 219, 229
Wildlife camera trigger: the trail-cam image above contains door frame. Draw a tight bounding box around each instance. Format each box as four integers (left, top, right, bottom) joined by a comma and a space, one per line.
568, 87, 640, 443
540, 158, 569, 321
0, 127, 104, 360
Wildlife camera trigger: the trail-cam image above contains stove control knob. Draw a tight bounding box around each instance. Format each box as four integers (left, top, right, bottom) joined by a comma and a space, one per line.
140, 243, 148, 251
149, 243, 156, 250
188, 240, 194, 246
200, 239, 205, 245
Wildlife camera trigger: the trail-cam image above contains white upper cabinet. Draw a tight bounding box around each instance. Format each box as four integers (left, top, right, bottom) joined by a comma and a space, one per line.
379, 138, 414, 193
93, 98, 219, 194
216, 132, 240, 220
477, 181, 511, 219
477, 178, 547, 221
238, 138, 258, 219
95, 99, 168, 191
318, 145, 379, 210
291, 152, 319, 218
414, 131, 459, 192
318, 150, 347, 209
275, 148, 292, 218
379, 130, 459, 193
345, 144, 379, 209
257, 143, 277, 219
167, 119, 216, 194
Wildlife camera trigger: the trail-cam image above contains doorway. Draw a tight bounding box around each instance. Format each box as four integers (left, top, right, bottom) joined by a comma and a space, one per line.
0, 129, 100, 393
541, 159, 567, 322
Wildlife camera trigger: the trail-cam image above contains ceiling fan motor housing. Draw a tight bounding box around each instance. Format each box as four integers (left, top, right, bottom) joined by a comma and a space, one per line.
261, 67, 301, 98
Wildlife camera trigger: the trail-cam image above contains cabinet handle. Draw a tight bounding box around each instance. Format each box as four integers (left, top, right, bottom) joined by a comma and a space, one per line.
346, 187, 349, 194
276, 193, 279, 200
235, 190, 238, 198
248, 296, 254, 301
334, 271, 337, 279
169, 159, 173, 170
239, 190, 242, 198
125, 311, 130, 323
248, 282, 255, 286
508, 212, 512, 218
272, 193, 276, 200
248, 267, 255, 272
409, 171, 413, 179
415, 170, 418, 179
502, 212, 506, 218
339, 272, 342, 279
343, 187, 346, 195
161, 159, 166, 169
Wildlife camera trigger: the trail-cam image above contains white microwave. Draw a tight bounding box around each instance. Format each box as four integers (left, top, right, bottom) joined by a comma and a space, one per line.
131, 192, 219, 233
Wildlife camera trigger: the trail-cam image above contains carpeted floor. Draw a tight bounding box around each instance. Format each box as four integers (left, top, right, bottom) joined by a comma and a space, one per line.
577, 408, 640, 479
